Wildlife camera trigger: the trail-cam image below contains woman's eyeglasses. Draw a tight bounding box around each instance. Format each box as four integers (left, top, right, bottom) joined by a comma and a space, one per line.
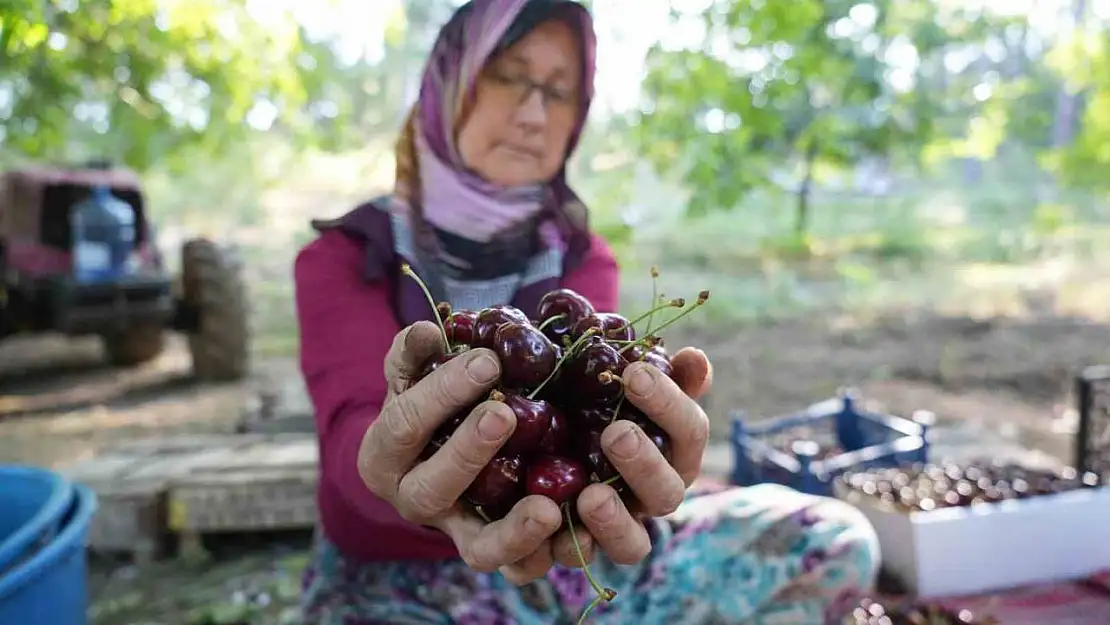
482, 69, 577, 111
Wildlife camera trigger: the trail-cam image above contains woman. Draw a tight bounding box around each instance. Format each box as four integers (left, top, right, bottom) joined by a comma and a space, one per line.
293, 1, 880, 623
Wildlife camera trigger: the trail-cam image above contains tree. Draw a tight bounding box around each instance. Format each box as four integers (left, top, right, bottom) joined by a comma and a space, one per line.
636, 0, 955, 233
0, 0, 349, 170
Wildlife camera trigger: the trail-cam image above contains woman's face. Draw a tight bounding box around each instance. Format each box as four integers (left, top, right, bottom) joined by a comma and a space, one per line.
457, 19, 583, 187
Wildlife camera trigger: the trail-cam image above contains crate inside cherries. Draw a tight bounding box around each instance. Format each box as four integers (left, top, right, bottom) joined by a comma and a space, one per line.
842, 597, 998, 625
838, 461, 1103, 513
730, 390, 930, 496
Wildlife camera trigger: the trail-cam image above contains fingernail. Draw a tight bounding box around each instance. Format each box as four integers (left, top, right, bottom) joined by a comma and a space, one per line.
627, 365, 655, 397
477, 407, 512, 442
610, 423, 641, 459
524, 516, 549, 536
591, 494, 618, 523
466, 351, 499, 384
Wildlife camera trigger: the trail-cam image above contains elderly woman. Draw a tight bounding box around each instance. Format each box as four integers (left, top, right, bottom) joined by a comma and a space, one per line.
293, 1, 880, 623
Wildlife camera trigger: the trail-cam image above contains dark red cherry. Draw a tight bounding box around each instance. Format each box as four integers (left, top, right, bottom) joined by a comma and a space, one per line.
473, 306, 530, 350
408, 351, 459, 389
640, 346, 673, 378
620, 405, 672, 460
493, 322, 558, 390
466, 455, 524, 508
445, 310, 478, 346
526, 455, 588, 506
537, 407, 570, 454
536, 289, 595, 345
571, 312, 635, 342
565, 341, 627, 405
580, 427, 618, 482
497, 393, 556, 456
578, 405, 617, 430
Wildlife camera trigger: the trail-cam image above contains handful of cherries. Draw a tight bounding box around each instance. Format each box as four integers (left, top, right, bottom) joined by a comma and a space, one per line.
403, 264, 709, 623
843, 597, 998, 624
840, 461, 1103, 514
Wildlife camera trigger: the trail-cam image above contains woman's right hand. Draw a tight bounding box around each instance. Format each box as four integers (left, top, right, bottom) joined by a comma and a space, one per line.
359, 321, 596, 584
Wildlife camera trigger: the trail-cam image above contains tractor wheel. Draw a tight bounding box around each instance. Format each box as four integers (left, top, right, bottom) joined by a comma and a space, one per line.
103, 325, 166, 367
181, 237, 250, 381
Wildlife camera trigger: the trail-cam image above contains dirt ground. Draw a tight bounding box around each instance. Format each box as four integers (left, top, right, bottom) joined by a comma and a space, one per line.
2, 309, 1108, 624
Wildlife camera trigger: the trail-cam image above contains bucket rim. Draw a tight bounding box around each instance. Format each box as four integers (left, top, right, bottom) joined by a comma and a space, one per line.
0, 466, 76, 575
0, 484, 98, 600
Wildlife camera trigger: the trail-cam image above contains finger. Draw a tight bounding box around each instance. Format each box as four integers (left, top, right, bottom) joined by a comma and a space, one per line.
396, 401, 516, 520
669, 347, 714, 399
576, 483, 651, 565
500, 545, 556, 586
361, 349, 501, 501
443, 495, 563, 573
384, 321, 447, 393
622, 361, 710, 485
551, 524, 595, 569
601, 419, 686, 517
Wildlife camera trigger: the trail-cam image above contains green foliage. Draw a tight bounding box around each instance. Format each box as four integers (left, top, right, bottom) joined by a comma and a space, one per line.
0, 0, 354, 171
637, 0, 957, 227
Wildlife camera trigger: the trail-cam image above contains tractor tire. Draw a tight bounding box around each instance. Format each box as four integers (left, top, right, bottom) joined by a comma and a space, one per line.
181, 238, 250, 382
103, 325, 166, 367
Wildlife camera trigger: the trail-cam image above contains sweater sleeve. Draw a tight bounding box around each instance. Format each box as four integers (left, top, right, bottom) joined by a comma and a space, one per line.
294, 230, 398, 520
562, 232, 621, 313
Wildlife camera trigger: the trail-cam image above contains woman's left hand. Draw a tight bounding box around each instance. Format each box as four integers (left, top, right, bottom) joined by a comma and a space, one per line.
555, 347, 713, 567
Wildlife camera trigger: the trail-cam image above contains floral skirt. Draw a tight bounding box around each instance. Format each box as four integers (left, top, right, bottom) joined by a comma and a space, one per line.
299, 483, 880, 625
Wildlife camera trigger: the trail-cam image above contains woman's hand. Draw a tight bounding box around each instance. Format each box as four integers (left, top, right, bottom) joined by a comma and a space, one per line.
358, 321, 595, 585
574, 348, 714, 565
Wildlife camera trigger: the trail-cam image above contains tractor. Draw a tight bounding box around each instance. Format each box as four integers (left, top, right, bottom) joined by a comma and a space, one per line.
0, 162, 249, 381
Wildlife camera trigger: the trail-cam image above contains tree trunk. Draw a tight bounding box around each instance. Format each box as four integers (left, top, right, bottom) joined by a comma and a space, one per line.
795, 142, 818, 235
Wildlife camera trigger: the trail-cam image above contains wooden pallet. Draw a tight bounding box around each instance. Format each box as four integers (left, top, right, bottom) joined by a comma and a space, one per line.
60, 433, 318, 562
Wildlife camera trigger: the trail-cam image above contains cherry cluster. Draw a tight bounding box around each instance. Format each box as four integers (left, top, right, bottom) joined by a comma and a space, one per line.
844, 597, 998, 625
402, 264, 709, 623
840, 461, 1103, 514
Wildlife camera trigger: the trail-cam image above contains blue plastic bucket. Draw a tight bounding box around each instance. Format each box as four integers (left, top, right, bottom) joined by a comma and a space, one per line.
0, 483, 98, 625
0, 466, 76, 577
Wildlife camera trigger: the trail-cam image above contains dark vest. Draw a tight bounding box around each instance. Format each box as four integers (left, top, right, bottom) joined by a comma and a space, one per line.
310, 200, 579, 325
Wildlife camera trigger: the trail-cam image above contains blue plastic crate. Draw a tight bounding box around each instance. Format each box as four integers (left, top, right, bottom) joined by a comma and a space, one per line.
729, 388, 931, 496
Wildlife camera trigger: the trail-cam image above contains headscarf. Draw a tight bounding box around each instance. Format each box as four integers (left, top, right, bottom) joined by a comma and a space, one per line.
391, 0, 596, 282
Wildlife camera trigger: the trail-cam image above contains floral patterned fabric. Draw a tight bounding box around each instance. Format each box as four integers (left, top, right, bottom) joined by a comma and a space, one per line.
299, 483, 880, 625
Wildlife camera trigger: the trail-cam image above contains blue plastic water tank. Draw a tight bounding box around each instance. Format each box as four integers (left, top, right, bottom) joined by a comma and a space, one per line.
71, 185, 135, 284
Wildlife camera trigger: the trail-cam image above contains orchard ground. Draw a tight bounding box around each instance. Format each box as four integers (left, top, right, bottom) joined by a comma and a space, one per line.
2, 159, 1109, 624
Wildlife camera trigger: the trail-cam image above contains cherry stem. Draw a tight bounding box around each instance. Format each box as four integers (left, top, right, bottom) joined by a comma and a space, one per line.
645, 266, 660, 335
577, 595, 605, 625
618, 291, 710, 355
537, 313, 566, 331
616, 298, 684, 336
563, 503, 615, 616
402, 263, 451, 350
527, 328, 600, 399
601, 474, 622, 486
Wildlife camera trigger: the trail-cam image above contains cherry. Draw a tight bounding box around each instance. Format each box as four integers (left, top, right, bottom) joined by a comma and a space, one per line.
620, 405, 672, 460
466, 455, 524, 508
639, 345, 674, 378
578, 405, 617, 430
526, 455, 588, 506
572, 312, 635, 342
538, 407, 571, 454
564, 339, 627, 406
579, 427, 618, 482
473, 305, 530, 350
536, 288, 595, 345
493, 322, 558, 390
407, 351, 460, 389
445, 309, 478, 346
495, 392, 556, 456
